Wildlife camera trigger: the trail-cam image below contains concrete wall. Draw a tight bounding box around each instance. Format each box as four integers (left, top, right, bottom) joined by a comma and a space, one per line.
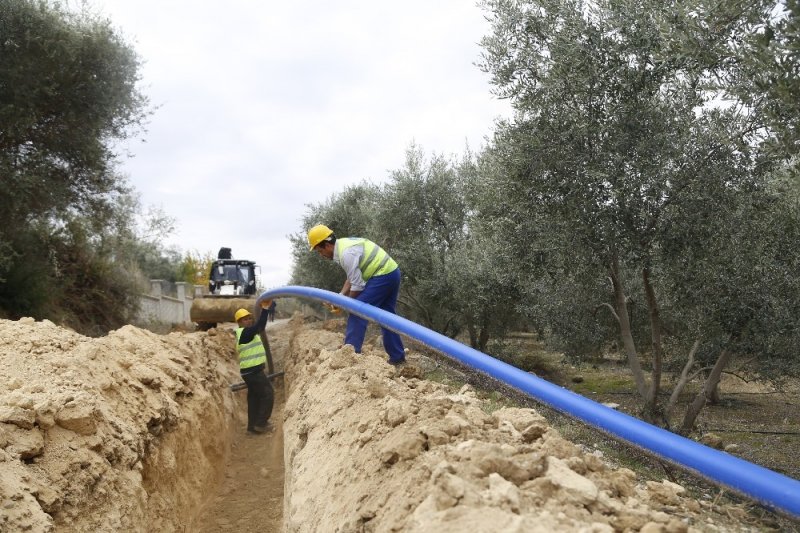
138, 280, 203, 325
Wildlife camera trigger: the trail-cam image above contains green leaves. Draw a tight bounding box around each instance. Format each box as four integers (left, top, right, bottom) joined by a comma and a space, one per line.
0, 1, 151, 333
0, 0, 146, 227
477, 0, 800, 385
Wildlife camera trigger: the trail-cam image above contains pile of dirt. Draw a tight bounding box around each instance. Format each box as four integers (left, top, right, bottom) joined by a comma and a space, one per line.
0, 314, 772, 532
282, 318, 762, 532
0, 317, 242, 532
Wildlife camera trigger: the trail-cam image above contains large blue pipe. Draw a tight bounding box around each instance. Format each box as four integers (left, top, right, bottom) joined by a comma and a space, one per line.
258, 286, 800, 518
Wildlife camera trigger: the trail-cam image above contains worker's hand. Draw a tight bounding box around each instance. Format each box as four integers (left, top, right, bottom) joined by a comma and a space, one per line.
323, 302, 341, 314
260, 298, 273, 309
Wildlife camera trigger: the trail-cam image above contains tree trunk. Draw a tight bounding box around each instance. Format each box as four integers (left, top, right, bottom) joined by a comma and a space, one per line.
666, 339, 699, 422
402, 292, 435, 331
679, 348, 733, 435
466, 319, 478, 349
478, 323, 490, 352
642, 267, 663, 412
709, 382, 721, 405
609, 256, 649, 401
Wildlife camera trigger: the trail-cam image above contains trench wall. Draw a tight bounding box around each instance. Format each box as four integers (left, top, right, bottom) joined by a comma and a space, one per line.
0, 320, 242, 533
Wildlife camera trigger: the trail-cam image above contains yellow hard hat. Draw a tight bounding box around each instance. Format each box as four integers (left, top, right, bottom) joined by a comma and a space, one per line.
234, 308, 252, 322
307, 224, 334, 250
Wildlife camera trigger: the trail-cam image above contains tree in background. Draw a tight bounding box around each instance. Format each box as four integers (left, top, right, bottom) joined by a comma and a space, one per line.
447, 151, 525, 351
659, 169, 800, 432
176, 250, 216, 287
478, 0, 795, 426
0, 0, 153, 333
373, 146, 468, 338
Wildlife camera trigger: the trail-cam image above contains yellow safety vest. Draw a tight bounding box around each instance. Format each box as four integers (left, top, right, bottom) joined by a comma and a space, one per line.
235, 328, 267, 370
337, 238, 398, 281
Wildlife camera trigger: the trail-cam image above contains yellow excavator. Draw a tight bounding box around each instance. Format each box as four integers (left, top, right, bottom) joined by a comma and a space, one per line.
190, 248, 259, 330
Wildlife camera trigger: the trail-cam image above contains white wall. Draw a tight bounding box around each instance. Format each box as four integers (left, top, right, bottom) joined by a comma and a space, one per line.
138, 280, 203, 325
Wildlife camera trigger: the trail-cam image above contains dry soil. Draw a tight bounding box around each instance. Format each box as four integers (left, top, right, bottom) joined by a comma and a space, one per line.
0, 314, 784, 532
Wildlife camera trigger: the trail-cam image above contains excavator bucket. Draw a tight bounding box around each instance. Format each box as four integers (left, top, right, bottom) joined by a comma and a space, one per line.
189, 296, 256, 330
190, 296, 257, 330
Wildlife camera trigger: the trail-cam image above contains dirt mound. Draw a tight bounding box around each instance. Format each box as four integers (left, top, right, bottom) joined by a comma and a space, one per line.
0, 317, 241, 532
0, 314, 767, 532
282, 320, 760, 532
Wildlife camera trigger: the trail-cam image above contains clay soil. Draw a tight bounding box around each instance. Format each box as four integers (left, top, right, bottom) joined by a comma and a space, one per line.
0, 315, 795, 532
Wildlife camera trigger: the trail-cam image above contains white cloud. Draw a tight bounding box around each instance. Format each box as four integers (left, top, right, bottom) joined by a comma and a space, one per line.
93, 0, 511, 289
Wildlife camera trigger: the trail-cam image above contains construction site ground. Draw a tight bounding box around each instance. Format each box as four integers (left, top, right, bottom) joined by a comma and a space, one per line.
0, 314, 796, 532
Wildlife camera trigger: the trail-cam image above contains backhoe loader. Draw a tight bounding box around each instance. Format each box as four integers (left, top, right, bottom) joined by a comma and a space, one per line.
190, 248, 259, 330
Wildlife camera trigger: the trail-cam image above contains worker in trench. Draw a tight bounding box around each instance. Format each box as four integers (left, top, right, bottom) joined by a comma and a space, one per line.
234, 303, 274, 434
306, 224, 406, 366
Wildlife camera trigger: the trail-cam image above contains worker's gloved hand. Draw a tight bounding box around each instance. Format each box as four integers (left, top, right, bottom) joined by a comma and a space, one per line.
260, 298, 273, 309
323, 303, 341, 314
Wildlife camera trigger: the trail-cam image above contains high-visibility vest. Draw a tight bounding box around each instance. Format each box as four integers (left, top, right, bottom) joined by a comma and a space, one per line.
337, 238, 398, 281
235, 328, 267, 370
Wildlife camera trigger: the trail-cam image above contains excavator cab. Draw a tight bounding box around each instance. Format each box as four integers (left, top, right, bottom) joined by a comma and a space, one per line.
208, 260, 257, 296
190, 248, 260, 330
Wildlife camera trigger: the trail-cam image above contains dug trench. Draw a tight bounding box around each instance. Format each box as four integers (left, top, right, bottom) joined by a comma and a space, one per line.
0, 314, 780, 532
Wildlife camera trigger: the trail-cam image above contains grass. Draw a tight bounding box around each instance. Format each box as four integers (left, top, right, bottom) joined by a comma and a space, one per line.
423, 367, 463, 390
476, 389, 517, 415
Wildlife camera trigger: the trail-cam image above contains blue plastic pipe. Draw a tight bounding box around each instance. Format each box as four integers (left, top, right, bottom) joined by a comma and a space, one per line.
258, 286, 800, 518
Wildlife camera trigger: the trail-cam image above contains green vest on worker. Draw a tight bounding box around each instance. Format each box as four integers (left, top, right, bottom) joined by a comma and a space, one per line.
337, 238, 398, 280
235, 328, 267, 370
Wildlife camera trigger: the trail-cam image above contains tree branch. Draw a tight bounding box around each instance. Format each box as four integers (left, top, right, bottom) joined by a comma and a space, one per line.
666, 339, 700, 419
594, 302, 620, 323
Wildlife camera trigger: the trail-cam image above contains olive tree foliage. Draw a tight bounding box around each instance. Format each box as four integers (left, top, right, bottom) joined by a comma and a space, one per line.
721, 0, 800, 159
371, 146, 469, 338
477, 0, 790, 426
0, 1, 146, 232
0, 0, 153, 333
658, 172, 800, 432
454, 152, 532, 351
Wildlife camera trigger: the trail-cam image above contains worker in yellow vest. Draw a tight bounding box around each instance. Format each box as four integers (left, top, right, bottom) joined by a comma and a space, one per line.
307, 224, 406, 365
234, 303, 274, 434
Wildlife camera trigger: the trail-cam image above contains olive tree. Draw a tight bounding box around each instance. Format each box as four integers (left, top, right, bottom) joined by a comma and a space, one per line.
0, 0, 152, 332
659, 171, 800, 432
0, 0, 146, 233
478, 0, 779, 425
370, 146, 469, 337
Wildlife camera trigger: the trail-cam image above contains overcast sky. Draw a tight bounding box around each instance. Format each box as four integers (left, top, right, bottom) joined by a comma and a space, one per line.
88, 1, 512, 289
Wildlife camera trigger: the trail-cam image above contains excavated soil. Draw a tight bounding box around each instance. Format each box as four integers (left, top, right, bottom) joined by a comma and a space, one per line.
0, 314, 779, 532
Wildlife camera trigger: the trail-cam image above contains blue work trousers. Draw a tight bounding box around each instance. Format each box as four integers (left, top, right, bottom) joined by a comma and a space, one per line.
345, 268, 405, 363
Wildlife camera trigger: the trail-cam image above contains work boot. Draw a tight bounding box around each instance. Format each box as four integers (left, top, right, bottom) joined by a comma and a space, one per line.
249, 421, 273, 434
